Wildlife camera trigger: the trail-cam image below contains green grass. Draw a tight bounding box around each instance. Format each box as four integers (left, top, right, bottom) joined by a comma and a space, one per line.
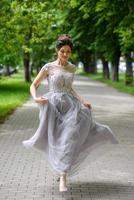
76, 68, 134, 96
0, 72, 30, 123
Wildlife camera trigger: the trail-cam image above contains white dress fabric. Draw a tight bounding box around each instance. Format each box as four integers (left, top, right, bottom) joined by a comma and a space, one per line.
23, 62, 118, 176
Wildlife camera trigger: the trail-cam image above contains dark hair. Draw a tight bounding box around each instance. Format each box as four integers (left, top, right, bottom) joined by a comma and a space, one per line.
56, 34, 73, 51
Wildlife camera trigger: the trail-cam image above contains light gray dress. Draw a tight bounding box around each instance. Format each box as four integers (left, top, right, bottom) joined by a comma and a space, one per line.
23, 62, 118, 176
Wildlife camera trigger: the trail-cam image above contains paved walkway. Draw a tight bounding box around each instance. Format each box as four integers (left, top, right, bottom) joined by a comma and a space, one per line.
0, 75, 134, 200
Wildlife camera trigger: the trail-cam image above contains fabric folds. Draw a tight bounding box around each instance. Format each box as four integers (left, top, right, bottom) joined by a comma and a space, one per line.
23, 62, 118, 176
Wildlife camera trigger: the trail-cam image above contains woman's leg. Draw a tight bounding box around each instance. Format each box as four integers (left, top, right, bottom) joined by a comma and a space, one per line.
59, 172, 68, 192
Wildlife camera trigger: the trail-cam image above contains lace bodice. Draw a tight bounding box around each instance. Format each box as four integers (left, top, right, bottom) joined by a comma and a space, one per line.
42, 62, 76, 93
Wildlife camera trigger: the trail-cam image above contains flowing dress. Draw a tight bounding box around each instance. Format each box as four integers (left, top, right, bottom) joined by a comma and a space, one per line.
23, 62, 118, 176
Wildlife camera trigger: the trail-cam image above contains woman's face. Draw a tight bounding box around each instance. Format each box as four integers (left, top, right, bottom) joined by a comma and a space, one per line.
57, 45, 71, 63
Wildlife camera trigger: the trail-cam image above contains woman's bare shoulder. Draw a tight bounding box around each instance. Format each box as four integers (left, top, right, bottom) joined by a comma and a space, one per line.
67, 62, 77, 73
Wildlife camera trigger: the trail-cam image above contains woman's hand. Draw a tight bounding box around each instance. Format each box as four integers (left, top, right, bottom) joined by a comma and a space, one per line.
83, 100, 92, 109
34, 96, 48, 104
71, 87, 92, 109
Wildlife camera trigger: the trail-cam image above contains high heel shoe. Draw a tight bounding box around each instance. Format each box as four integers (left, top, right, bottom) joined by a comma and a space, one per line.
59, 173, 68, 192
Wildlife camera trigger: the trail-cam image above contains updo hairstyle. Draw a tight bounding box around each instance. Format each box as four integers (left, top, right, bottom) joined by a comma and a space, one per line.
56, 35, 73, 51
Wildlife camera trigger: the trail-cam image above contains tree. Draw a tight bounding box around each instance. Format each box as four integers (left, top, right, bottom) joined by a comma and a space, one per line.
10, 0, 55, 82
0, 0, 20, 75
69, 0, 133, 83
115, 0, 134, 85
0, 0, 62, 82
62, 3, 97, 73
89, 0, 122, 81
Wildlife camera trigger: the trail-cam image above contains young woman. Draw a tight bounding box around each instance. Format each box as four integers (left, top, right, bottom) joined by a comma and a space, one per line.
23, 35, 118, 192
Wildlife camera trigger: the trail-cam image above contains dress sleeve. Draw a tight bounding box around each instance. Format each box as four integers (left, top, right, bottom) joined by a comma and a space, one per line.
41, 63, 49, 72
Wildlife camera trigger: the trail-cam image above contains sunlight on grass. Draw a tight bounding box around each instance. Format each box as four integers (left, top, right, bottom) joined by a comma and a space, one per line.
0, 72, 30, 123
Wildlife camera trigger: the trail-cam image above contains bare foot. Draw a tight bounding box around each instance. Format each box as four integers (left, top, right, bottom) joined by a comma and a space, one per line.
59, 173, 67, 192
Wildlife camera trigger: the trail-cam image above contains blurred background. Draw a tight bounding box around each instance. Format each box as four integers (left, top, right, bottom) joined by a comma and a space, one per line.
0, 0, 134, 122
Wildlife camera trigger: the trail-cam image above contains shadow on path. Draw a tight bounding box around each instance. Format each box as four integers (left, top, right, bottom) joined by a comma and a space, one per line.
45, 181, 133, 199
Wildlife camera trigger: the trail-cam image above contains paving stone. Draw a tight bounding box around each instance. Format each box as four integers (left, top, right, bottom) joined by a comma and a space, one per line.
0, 75, 134, 200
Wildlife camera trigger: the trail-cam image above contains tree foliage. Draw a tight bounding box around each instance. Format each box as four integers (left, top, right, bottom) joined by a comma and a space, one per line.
68, 0, 134, 84
0, 0, 134, 85
0, 0, 62, 81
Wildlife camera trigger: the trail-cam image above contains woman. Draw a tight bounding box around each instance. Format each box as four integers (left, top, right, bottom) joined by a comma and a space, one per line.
23, 35, 118, 192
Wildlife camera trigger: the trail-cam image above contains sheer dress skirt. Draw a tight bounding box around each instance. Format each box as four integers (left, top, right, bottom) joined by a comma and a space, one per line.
23, 62, 118, 176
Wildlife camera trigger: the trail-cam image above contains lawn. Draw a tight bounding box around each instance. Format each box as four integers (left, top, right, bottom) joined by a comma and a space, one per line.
0, 72, 30, 123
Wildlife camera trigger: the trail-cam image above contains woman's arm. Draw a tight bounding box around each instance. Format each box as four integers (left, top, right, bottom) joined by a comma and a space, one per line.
71, 87, 92, 108
30, 68, 48, 104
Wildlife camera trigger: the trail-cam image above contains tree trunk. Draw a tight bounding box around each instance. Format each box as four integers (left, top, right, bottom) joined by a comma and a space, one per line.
24, 51, 31, 82
5, 65, 10, 76
82, 51, 97, 74
125, 52, 133, 86
23, 29, 32, 82
30, 63, 34, 76
88, 54, 97, 74
111, 51, 121, 81
101, 57, 110, 79
36, 66, 40, 74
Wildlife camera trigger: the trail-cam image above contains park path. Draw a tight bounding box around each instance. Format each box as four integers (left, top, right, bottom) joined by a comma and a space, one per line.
0, 75, 134, 200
